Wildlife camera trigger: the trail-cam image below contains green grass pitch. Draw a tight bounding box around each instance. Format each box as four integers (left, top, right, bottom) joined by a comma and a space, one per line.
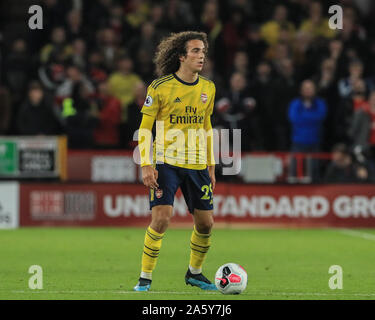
0, 227, 374, 300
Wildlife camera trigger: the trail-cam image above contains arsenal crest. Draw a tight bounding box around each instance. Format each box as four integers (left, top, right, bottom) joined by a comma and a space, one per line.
201, 93, 208, 103
156, 189, 163, 198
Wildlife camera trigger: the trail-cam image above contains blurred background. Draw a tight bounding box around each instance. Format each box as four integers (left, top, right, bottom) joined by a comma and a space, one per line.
0, 0, 375, 228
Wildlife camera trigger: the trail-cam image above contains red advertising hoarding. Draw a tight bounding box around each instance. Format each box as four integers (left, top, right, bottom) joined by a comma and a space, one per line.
19, 183, 375, 227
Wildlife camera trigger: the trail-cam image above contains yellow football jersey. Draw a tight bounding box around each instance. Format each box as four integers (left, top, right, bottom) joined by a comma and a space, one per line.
141, 73, 216, 169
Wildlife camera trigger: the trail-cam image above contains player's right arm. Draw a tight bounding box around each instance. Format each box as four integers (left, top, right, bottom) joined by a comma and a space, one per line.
138, 82, 161, 189
139, 114, 159, 189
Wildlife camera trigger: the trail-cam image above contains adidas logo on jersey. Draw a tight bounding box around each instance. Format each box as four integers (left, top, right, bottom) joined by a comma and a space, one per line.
174, 97, 182, 103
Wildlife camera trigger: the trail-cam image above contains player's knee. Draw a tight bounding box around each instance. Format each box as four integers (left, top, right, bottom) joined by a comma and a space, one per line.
151, 217, 169, 234
196, 217, 214, 234
151, 207, 172, 233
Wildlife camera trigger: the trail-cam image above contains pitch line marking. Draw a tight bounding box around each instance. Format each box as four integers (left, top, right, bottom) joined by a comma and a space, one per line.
338, 229, 375, 241
7, 290, 375, 297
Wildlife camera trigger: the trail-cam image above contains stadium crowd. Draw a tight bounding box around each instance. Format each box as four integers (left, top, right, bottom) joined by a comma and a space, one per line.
1, 0, 375, 182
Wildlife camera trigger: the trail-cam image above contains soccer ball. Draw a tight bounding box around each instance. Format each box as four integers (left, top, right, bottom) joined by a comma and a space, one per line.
215, 263, 247, 294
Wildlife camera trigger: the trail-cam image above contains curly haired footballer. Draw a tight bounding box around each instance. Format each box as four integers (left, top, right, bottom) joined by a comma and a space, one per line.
154, 31, 209, 76
134, 30, 217, 292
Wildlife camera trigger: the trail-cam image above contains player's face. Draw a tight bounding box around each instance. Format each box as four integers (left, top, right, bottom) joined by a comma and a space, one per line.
181, 40, 206, 73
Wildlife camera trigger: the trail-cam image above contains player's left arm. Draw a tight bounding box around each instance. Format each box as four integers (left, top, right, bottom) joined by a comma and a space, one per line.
205, 83, 216, 191
205, 116, 216, 191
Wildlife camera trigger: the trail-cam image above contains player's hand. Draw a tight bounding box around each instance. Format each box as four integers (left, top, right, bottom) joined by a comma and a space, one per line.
208, 165, 216, 191
141, 165, 159, 189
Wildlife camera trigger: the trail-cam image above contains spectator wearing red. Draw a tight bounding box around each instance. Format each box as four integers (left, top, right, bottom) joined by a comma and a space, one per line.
93, 80, 121, 148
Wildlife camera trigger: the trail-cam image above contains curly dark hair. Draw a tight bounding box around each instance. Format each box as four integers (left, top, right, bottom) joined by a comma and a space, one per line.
154, 31, 209, 77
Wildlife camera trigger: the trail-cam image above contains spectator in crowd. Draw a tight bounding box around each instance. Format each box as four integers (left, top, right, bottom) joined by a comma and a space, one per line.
0, 85, 11, 134
292, 30, 320, 80
108, 3, 131, 40
250, 61, 277, 150
215, 72, 261, 151
87, 0, 113, 32
16, 81, 63, 135
149, 2, 169, 37
299, 1, 336, 41
314, 58, 338, 106
272, 58, 299, 151
336, 78, 368, 144
38, 49, 68, 92
339, 6, 367, 53
4, 39, 31, 105
68, 38, 87, 70
288, 80, 327, 181
124, 0, 151, 30
87, 50, 109, 86
93, 80, 122, 148
128, 21, 159, 58
325, 37, 346, 79
338, 59, 371, 99
107, 55, 142, 123
260, 4, 295, 46
349, 90, 375, 157
40, 27, 72, 64
55, 65, 95, 105
127, 81, 147, 148
65, 9, 85, 41
41, 0, 70, 32
289, 79, 327, 150
222, 7, 248, 69
229, 0, 253, 20
133, 47, 155, 84
200, 57, 224, 97
229, 50, 250, 82
245, 24, 268, 71
96, 27, 126, 71
266, 42, 292, 76
314, 57, 339, 149
64, 81, 98, 149
199, 0, 225, 67
165, 0, 196, 32
324, 143, 375, 183
128, 22, 159, 82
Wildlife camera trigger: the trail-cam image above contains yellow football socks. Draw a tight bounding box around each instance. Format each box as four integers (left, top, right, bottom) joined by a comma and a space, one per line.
189, 225, 211, 274
141, 226, 164, 280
